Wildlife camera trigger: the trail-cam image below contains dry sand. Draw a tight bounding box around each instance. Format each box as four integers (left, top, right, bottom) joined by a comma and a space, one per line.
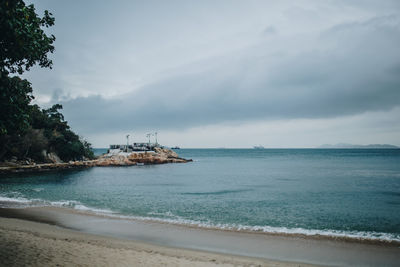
0, 217, 313, 267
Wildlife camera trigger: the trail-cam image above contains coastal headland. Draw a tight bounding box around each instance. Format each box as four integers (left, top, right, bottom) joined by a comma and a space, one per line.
0, 147, 192, 174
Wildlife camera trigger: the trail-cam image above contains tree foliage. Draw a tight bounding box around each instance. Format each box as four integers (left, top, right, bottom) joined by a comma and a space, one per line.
0, 0, 94, 162
0, 0, 55, 74
0, 74, 33, 135
29, 104, 94, 161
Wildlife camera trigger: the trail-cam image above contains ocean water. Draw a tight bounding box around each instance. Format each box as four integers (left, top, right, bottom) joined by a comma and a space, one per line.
1, 149, 400, 241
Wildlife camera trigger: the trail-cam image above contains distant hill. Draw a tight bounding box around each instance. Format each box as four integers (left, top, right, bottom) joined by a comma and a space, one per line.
318, 143, 399, 149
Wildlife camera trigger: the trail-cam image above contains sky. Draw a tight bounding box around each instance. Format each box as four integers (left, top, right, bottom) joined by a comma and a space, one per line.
25, 0, 400, 148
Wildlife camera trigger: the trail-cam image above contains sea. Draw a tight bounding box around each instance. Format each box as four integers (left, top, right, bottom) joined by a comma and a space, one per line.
1, 148, 400, 242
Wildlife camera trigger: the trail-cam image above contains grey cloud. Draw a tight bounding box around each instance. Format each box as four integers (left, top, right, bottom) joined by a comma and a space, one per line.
263, 26, 277, 35
61, 15, 400, 134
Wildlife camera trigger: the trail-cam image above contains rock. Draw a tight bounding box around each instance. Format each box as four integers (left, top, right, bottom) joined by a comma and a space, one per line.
154, 147, 179, 158
47, 152, 63, 163
0, 147, 190, 174
40, 150, 63, 163
0, 159, 98, 174
95, 147, 191, 166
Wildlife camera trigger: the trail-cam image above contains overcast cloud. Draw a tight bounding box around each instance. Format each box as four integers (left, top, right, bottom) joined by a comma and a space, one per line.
25, 0, 400, 147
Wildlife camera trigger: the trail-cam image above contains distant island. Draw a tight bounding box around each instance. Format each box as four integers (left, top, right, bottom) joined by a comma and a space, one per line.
318, 143, 399, 149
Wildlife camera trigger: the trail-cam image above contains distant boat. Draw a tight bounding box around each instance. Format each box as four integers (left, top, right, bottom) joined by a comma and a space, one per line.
171, 146, 180, 149
253, 145, 265, 149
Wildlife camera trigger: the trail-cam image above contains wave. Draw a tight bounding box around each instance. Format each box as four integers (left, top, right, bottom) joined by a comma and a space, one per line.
147, 211, 177, 218
1, 194, 399, 243
32, 188, 44, 192
0, 195, 113, 214
181, 189, 252, 195
99, 211, 400, 243
73, 204, 114, 214
0, 196, 32, 204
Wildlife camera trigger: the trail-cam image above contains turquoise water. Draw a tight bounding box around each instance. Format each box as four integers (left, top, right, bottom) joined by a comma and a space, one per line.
1, 149, 400, 241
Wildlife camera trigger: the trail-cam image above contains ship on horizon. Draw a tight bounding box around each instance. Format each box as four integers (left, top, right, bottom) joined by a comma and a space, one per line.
253, 145, 265, 149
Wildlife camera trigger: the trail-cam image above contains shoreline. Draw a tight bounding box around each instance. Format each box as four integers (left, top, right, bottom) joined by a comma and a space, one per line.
1, 197, 399, 246
0, 148, 192, 174
1, 206, 399, 266
0, 160, 97, 174
0, 217, 290, 267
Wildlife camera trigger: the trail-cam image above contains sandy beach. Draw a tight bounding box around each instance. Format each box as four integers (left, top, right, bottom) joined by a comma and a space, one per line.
0, 216, 310, 267
0, 206, 399, 267
2, 0, 399, 266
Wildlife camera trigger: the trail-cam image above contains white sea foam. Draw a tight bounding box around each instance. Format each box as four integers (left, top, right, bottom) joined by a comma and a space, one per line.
84, 211, 399, 243
229, 225, 400, 242
1, 194, 399, 242
0, 195, 46, 208
49, 200, 80, 207
92, 211, 400, 243
32, 188, 44, 192
0, 196, 31, 204
46, 200, 114, 214
147, 211, 177, 218
73, 204, 114, 214
0, 194, 115, 215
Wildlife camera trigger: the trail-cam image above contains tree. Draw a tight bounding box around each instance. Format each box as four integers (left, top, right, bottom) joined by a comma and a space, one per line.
0, 74, 33, 135
0, 0, 55, 75
35, 104, 94, 161
0, 0, 55, 135
0, 0, 94, 162
0, 0, 55, 160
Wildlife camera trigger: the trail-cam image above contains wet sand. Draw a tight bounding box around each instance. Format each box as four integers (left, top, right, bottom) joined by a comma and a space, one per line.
1, 206, 400, 266
1, 218, 291, 267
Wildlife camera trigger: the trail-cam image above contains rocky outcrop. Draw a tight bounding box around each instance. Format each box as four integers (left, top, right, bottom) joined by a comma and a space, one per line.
41, 150, 63, 163
0, 148, 191, 173
154, 147, 179, 158
0, 160, 97, 173
47, 152, 63, 163
95, 147, 191, 166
